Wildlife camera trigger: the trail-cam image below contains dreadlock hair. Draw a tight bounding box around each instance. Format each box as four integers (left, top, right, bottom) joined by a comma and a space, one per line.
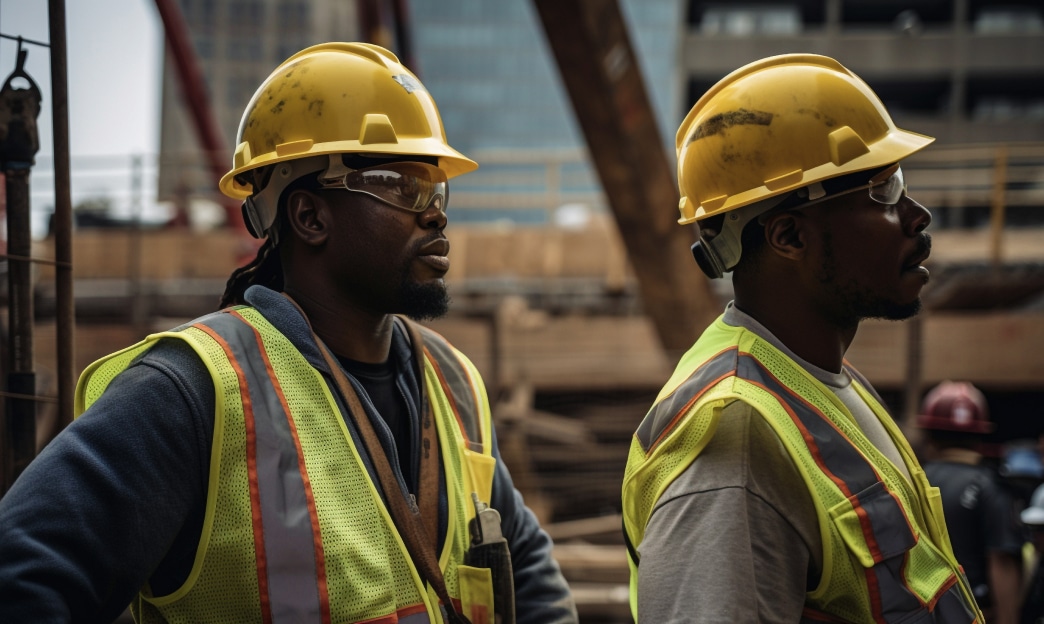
219, 234, 283, 309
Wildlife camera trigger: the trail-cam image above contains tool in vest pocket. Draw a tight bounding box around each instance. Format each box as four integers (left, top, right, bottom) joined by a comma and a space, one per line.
465, 493, 516, 624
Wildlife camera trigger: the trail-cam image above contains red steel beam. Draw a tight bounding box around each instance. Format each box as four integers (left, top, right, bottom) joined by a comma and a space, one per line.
153, 0, 243, 230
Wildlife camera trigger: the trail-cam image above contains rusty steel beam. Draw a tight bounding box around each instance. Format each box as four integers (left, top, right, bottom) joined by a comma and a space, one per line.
153, 0, 243, 230
531, 0, 718, 357
0, 40, 43, 490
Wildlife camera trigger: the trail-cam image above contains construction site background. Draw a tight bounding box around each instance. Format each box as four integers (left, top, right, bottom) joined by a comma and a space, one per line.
3, 1, 1044, 622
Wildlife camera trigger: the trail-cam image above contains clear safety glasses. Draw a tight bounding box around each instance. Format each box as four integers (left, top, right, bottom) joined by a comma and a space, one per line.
319, 161, 449, 213
800, 164, 907, 209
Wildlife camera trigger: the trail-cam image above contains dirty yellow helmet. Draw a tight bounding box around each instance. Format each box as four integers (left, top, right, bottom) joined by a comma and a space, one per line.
218, 42, 477, 237
676, 53, 933, 225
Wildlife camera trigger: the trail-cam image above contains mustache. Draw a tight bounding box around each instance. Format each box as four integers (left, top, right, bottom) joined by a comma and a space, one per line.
916, 232, 932, 257
409, 234, 447, 255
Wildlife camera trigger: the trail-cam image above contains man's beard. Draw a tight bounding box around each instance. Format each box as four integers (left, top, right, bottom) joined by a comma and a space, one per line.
817, 231, 924, 326
394, 235, 451, 321
399, 279, 450, 321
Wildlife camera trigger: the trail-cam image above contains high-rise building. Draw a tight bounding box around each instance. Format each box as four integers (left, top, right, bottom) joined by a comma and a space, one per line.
407, 0, 684, 225
157, 0, 357, 201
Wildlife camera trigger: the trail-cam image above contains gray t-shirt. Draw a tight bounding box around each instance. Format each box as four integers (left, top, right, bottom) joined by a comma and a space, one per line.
635, 304, 909, 623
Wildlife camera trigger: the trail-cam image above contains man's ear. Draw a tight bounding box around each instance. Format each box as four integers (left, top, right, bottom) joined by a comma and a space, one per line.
285, 189, 328, 247
763, 212, 806, 261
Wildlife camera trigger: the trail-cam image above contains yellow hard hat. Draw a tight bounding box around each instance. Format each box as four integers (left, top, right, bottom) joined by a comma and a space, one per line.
676, 54, 934, 224
218, 42, 477, 203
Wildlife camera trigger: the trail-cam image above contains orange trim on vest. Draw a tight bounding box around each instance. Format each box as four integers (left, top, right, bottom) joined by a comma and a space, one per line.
746, 363, 889, 565
927, 574, 958, 611
194, 321, 274, 624
423, 346, 471, 446
650, 346, 738, 453
356, 602, 428, 623
230, 309, 333, 624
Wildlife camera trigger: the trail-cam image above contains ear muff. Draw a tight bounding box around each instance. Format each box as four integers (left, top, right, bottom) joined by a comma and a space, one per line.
689, 194, 791, 279
242, 199, 262, 239
691, 238, 725, 279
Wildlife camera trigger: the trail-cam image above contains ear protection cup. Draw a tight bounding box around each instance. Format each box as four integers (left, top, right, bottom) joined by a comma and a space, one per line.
241, 200, 261, 239
691, 239, 725, 280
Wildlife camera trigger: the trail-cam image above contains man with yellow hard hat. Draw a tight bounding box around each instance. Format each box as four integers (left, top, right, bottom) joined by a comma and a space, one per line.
0, 43, 577, 624
622, 54, 981, 622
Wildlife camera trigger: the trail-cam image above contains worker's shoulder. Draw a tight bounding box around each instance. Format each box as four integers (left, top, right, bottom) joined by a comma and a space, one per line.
662, 398, 802, 495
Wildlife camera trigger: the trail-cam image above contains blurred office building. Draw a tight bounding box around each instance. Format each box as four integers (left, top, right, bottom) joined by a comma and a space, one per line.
156, 0, 358, 202
156, 0, 1043, 228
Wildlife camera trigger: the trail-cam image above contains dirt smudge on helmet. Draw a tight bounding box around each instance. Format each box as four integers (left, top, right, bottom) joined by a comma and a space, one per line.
796, 108, 836, 128
688, 109, 772, 144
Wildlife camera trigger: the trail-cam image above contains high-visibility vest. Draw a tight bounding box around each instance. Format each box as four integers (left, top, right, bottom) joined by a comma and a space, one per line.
622, 317, 982, 623
75, 306, 498, 624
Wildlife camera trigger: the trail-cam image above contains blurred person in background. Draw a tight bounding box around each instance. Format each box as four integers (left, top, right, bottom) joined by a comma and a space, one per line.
998, 439, 1044, 512
621, 54, 981, 622
0, 42, 577, 624
919, 380, 1024, 624
1021, 484, 1044, 623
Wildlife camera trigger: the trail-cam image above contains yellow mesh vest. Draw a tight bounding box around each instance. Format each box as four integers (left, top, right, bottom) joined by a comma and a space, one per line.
622, 317, 982, 623
75, 307, 495, 624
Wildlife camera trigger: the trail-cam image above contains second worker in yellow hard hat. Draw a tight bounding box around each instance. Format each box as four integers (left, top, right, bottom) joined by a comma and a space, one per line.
621, 54, 982, 622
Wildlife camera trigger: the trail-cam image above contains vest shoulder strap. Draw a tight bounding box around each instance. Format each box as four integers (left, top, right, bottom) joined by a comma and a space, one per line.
403, 318, 493, 457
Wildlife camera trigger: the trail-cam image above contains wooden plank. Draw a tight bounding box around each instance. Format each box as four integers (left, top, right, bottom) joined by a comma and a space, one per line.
921, 314, 1044, 387
545, 514, 623, 542
30, 225, 1044, 293
847, 313, 1044, 389
498, 313, 673, 390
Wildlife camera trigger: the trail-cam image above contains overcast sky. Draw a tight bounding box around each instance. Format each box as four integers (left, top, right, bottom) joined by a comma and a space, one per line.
1, 0, 163, 233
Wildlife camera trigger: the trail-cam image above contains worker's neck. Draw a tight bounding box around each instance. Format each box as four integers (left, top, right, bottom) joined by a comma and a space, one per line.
733, 287, 857, 375
282, 285, 394, 364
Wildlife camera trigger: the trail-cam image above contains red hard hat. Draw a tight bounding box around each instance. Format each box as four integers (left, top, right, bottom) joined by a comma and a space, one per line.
916, 381, 993, 434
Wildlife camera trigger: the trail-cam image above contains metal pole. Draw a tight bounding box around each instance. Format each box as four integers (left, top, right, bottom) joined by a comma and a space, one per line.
49, 0, 75, 433
152, 0, 242, 230
4, 167, 35, 490
0, 39, 43, 491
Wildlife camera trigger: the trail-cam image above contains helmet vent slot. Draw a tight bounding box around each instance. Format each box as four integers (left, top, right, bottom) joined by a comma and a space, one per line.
360, 113, 399, 145
828, 126, 870, 166
764, 169, 803, 190
275, 139, 314, 156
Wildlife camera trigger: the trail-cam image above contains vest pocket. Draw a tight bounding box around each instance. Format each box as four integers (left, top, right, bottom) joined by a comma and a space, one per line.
828, 480, 917, 568
458, 564, 495, 624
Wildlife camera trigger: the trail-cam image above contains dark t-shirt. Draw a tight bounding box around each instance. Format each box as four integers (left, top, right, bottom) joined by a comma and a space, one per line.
924, 460, 1024, 606
339, 356, 415, 491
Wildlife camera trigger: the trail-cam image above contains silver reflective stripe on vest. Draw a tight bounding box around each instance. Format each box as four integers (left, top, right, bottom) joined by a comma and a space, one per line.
420, 327, 482, 450
736, 354, 975, 624
401, 611, 432, 624
635, 347, 738, 452
933, 583, 977, 622
200, 312, 325, 623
